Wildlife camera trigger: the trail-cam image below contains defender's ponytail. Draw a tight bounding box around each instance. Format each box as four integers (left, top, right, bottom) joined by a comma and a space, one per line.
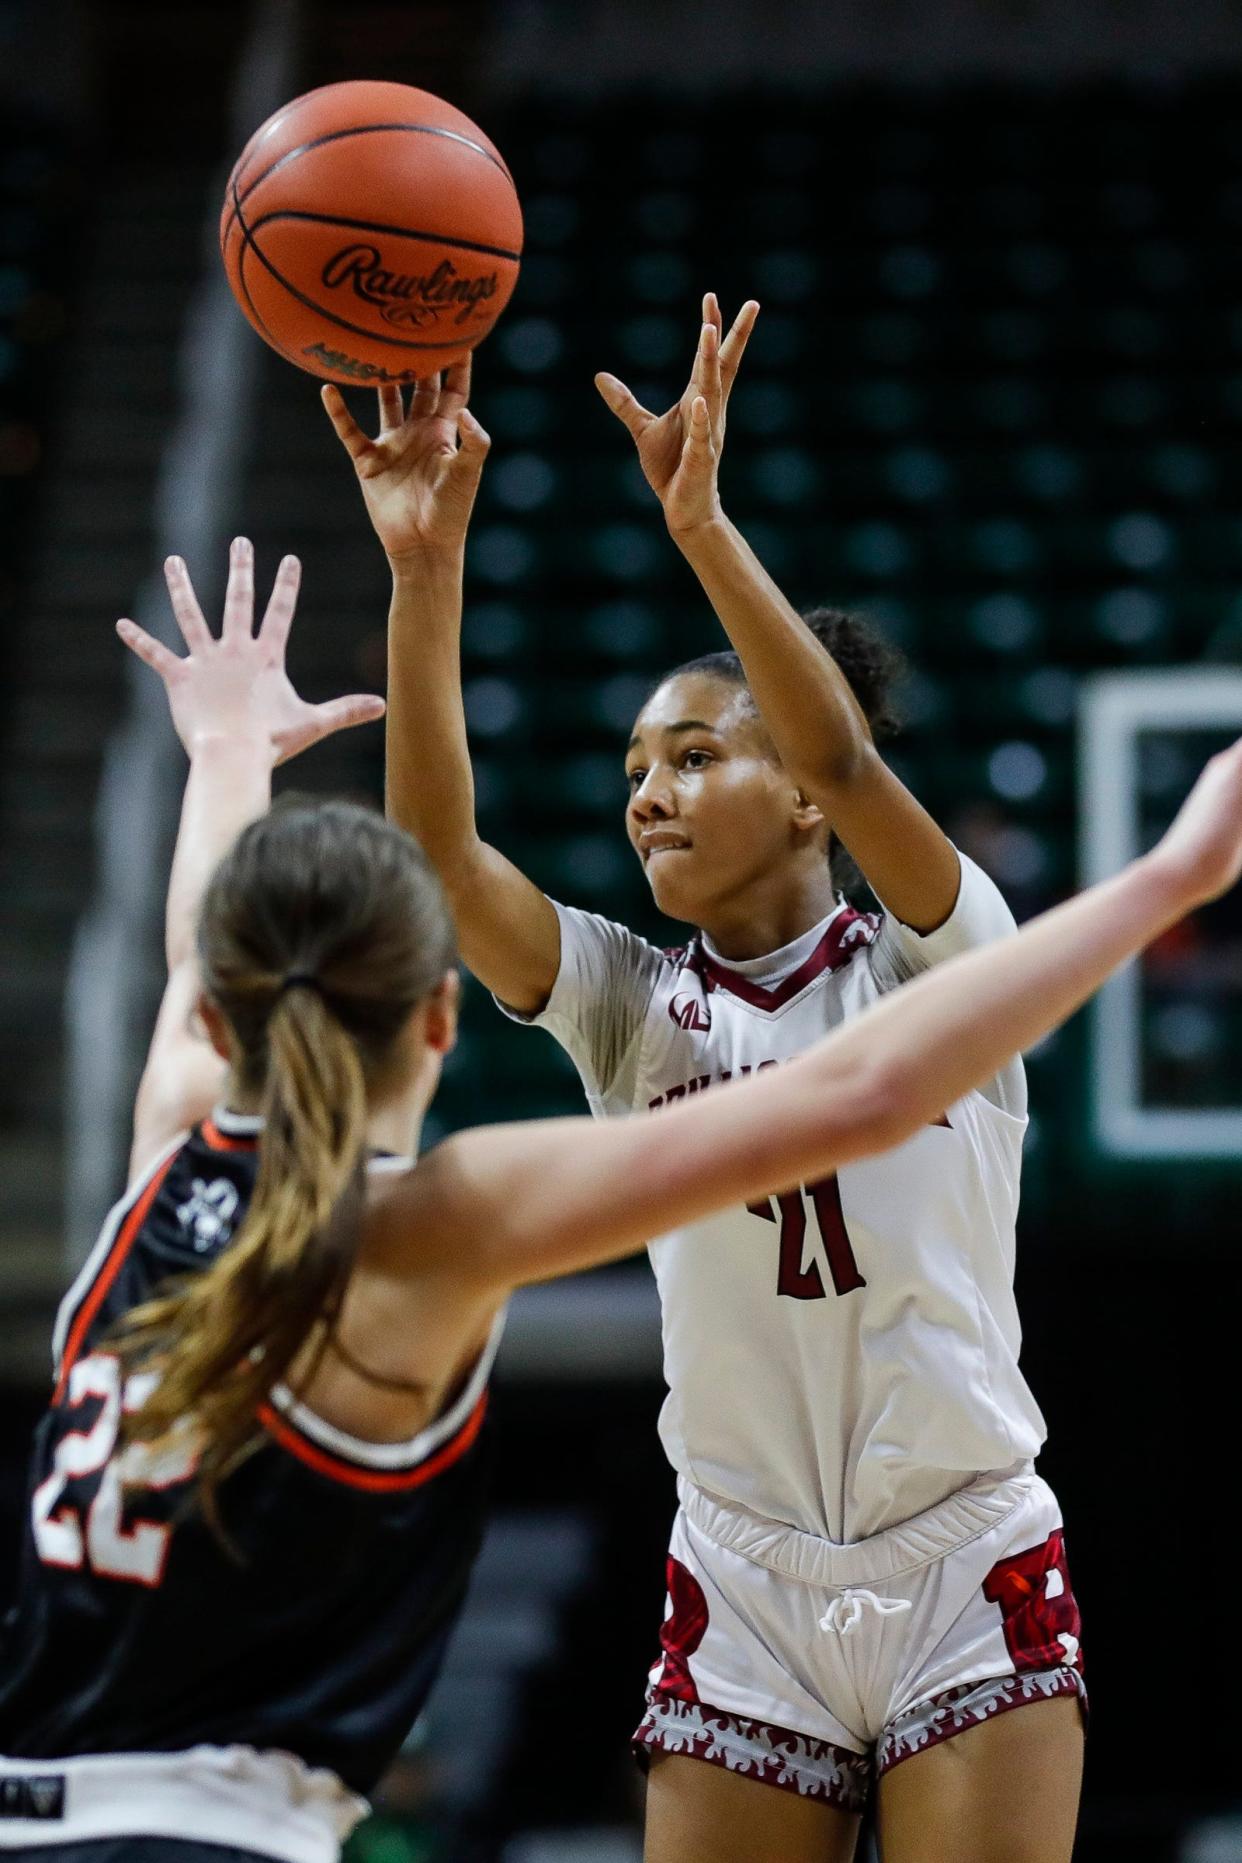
117, 986, 368, 1525
114, 799, 456, 1531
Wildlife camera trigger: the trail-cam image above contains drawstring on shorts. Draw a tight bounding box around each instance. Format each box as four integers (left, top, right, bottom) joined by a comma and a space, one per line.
819, 1588, 913, 1636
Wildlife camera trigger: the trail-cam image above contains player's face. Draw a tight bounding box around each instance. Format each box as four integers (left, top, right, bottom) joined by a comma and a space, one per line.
624, 673, 810, 923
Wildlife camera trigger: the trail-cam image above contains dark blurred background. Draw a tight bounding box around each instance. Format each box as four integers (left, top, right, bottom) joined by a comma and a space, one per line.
3, 1, 1242, 1857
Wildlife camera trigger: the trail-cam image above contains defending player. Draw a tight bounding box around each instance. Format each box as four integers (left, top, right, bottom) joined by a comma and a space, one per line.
325, 308, 1162, 1862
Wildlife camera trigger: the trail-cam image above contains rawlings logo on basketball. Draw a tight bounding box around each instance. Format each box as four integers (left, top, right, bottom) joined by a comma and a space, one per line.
321, 244, 498, 328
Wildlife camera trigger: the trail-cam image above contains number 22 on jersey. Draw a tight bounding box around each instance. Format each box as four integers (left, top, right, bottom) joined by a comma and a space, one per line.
748, 1174, 866, 1301
32, 1352, 200, 1588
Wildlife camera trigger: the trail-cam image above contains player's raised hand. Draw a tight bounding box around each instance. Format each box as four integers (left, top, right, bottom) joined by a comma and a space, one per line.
116, 538, 385, 766
321, 356, 491, 565
595, 292, 759, 536
1154, 736, 1242, 907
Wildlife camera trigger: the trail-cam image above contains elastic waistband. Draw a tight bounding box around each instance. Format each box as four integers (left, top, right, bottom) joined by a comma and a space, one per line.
0, 1746, 367, 1862
679, 1464, 1038, 1589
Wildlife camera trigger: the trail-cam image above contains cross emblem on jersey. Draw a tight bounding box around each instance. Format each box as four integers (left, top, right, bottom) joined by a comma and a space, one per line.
175, 1176, 241, 1252
747, 1176, 866, 1301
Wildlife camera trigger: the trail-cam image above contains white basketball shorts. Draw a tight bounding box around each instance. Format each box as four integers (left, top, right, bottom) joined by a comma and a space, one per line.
634, 1465, 1086, 1811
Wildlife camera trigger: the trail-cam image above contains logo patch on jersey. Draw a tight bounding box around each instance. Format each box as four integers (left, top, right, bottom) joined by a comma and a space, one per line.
669, 992, 712, 1033
176, 1176, 241, 1252
0, 1774, 65, 1819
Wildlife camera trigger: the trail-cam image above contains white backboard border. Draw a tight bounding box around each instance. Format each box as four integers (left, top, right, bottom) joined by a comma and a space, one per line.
1079, 670, 1242, 1159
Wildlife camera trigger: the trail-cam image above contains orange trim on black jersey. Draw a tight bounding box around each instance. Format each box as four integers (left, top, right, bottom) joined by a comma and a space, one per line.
200, 1118, 259, 1153
256, 1389, 488, 1492
53, 1154, 179, 1403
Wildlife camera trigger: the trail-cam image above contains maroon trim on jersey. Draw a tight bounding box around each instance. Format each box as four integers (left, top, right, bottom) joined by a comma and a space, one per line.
256, 1388, 488, 1492
695, 908, 878, 1013
53, 1155, 179, 1403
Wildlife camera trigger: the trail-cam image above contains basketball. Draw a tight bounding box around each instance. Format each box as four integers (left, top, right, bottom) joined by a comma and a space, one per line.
220, 80, 523, 386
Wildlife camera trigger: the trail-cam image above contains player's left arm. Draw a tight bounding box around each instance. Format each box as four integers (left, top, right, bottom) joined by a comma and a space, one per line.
597, 296, 960, 935
121, 540, 384, 1183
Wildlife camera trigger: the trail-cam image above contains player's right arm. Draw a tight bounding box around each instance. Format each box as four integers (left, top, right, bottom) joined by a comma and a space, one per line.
388, 738, 1242, 1290
323, 363, 561, 1015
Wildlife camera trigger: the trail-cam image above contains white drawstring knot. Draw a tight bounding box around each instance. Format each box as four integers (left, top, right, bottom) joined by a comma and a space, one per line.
819, 1587, 913, 1635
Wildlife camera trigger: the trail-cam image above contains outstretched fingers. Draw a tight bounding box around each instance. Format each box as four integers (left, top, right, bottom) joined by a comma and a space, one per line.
320, 383, 376, 465
221, 535, 255, 641
594, 371, 655, 440
697, 318, 723, 424
312, 692, 387, 738
377, 384, 406, 433
116, 617, 182, 684
438, 351, 473, 421
683, 393, 716, 468
719, 298, 760, 396
456, 404, 491, 458
163, 555, 213, 655
257, 553, 302, 658
409, 369, 442, 420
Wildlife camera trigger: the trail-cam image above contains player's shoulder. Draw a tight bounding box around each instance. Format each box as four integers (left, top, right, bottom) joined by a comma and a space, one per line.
52, 1115, 259, 1387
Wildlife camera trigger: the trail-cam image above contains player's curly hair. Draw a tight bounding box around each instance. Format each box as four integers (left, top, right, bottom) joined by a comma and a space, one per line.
664, 607, 909, 894
114, 798, 456, 1540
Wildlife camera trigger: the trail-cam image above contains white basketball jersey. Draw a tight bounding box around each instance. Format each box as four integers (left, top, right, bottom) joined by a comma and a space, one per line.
501, 855, 1046, 1543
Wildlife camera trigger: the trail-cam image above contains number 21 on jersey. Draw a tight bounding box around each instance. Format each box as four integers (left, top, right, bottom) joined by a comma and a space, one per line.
748, 1174, 866, 1301
33, 1352, 200, 1588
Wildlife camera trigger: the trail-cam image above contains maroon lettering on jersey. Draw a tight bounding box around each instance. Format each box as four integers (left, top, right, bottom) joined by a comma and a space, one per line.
652, 1555, 709, 1704
809, 1177, 866, 1296
750, 1190, 825, 1300
748, 1177, 866, 1301
982, 1530, 1084, 1675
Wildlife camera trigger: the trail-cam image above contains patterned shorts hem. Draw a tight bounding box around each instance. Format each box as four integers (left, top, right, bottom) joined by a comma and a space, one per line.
633, 1692, 869, 1814
879, 1666, 1088, 1775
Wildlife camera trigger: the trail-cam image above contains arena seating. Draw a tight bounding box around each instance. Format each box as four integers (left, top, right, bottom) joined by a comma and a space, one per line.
409, 83, 1242, 1192
4, 81, 1241, 1368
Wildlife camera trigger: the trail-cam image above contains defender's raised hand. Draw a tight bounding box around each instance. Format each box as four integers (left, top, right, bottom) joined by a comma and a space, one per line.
321, 357, 491, 565
1155, 735, 1242, 907
117, 538, 385, 766
595, 292, 759, 536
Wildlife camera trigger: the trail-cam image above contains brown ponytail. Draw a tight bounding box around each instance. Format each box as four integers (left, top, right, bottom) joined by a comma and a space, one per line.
114, 798, 456, 1529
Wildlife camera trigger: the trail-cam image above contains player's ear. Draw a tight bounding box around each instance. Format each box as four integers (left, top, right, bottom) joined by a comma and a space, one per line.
792, 788, 826, 835
195, 992, 234, 1064
422, 970, 460, 1058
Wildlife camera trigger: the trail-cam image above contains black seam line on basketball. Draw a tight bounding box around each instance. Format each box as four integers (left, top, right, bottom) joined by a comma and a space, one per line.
236, 229, 308, 371
221, 95, 309, 242
233, 120, 512, 219
234, 199, 506, 353
231, 175, 319, 371
231, 175, 306, 365
247, 210, 521, 265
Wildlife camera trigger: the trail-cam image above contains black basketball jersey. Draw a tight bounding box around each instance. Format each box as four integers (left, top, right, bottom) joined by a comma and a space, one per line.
0, 1109, 498, 1799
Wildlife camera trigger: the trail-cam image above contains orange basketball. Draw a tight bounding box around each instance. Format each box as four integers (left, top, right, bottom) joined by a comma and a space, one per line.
220, 80, 522, 386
